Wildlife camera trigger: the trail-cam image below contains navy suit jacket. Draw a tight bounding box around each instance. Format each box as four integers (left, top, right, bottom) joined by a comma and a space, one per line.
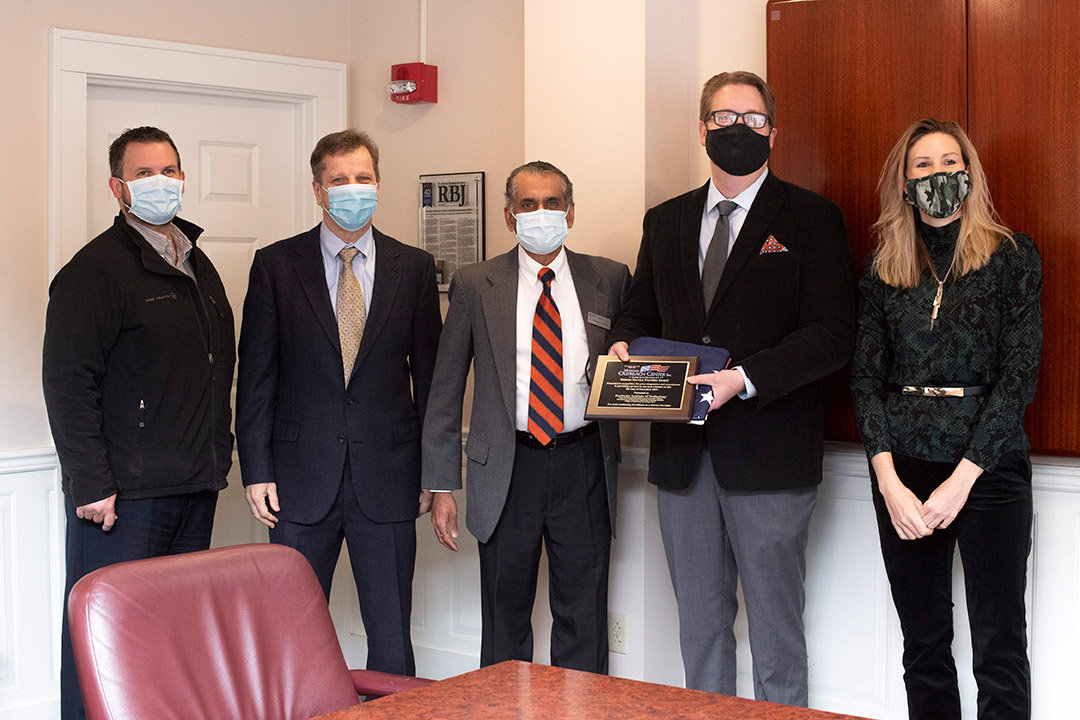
607, 172, 856, 491
236, 225, 442, 524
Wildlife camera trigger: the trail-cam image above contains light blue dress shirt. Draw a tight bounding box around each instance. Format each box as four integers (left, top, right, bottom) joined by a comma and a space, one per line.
319, 223, 376, 316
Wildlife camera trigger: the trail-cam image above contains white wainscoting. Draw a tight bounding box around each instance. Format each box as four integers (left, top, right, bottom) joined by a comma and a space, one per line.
397, 442, 1080, 720
0, 449, 63, 720
7, 444, 1077, 719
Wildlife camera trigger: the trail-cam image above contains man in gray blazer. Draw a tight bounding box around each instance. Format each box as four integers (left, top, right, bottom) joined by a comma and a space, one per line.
423, 161, 630, 673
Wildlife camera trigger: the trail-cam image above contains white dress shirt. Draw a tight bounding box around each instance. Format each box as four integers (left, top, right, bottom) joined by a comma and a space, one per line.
320, 222, 376, 316
697, 169, 771, 399
515, 245, 591, 433
697, 168, 769, 274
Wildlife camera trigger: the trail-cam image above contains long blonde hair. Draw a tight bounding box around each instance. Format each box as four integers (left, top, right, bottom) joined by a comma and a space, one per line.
871, 118, 1013, 288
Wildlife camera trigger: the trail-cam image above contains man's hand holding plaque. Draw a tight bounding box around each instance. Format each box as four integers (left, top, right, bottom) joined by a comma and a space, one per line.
599, 337, 734, 423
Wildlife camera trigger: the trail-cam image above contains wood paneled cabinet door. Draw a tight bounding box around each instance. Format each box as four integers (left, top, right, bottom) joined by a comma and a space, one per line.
767, 0, 1079, 456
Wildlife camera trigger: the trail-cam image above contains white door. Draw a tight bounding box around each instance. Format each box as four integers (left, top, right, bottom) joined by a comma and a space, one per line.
86, 85, 303, 548
3, 33, 347, 719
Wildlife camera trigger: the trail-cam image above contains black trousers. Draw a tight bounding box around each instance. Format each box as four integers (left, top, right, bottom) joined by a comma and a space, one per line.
61, 490, 218, 720
871, 450, 1032, 720
478, 429, 611, 673
269, 459, 416, 676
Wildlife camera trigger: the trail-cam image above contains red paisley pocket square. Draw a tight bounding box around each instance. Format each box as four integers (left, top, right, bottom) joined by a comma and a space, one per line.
760, 235, 788, 254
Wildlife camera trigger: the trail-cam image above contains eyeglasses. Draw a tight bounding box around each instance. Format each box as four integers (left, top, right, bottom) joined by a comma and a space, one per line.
706, 110, 770, 130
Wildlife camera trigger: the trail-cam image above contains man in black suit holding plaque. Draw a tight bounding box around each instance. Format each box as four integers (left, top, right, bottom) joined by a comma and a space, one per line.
607, 71, 855, 705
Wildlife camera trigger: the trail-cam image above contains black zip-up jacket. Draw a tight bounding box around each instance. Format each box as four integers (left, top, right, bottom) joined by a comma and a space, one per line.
43, 213, 236, 507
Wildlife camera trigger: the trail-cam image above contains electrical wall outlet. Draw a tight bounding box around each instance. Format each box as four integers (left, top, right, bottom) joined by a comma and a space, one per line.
608, 611, 627, 654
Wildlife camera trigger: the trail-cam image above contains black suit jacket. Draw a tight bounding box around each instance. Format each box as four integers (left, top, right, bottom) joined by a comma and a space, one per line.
236, 225, 442, 523
607, 172, 855, 491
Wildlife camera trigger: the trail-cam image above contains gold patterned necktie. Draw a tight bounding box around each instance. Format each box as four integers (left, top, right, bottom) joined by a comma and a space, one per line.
337, 246, 367, 383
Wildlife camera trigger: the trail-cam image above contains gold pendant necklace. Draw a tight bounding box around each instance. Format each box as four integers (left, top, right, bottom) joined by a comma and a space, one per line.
927, 254, 957, 330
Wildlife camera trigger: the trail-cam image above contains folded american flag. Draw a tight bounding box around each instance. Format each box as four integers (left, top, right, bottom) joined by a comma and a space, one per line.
627, 337, 732, 423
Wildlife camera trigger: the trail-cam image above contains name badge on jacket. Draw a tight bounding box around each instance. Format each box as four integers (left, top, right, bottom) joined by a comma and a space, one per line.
587, 312, 611, 330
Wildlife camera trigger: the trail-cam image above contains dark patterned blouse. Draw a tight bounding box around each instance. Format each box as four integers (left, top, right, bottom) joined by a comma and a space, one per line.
851, 217, 1042, 472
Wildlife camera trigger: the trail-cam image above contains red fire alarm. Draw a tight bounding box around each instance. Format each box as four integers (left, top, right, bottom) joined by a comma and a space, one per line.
389, 63, 438, 104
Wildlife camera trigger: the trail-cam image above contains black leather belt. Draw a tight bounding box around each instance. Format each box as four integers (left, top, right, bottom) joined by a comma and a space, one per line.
516, 422, 598, 450
889, 384, 992, 398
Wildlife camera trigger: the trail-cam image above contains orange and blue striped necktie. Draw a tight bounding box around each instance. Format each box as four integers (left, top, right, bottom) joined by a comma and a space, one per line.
528, 267, 563, 445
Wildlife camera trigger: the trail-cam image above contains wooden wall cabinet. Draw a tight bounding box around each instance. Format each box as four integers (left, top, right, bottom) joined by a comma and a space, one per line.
767, 0, 1079, 455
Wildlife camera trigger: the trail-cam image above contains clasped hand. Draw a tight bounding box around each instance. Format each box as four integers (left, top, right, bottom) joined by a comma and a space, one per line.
876, 456, 982, 540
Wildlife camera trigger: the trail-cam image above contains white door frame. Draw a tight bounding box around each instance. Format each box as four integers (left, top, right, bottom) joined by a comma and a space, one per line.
48, 28, 347, 275
25, 32, 346, 718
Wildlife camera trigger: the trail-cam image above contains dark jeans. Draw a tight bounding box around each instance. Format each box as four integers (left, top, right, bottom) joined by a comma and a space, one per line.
61, 490, 218, 720
871, 450, 1032, 720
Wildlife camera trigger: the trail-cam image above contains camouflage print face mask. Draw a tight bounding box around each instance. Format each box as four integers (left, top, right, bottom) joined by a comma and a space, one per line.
904, 169, 971, 219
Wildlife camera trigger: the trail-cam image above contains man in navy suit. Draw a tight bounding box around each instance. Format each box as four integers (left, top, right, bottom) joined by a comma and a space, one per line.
236, 129, 441, 675
608, 72, 855, 705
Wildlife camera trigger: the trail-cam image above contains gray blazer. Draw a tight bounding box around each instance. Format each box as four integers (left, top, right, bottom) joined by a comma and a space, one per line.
422, 247, 631, 543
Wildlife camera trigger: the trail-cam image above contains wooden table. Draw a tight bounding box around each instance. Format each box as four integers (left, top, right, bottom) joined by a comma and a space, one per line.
312, 661, 872, 719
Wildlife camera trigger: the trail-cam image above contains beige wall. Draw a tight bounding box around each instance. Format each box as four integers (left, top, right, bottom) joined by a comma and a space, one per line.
0, 0, 351, 450
348, 0, 524, 259
647, 0, 770, 209
691, 0, 769, 181
524, 0, 647, 270
346, 0, 525, 433
0, 0, 767, 450
0, 0, 526, 453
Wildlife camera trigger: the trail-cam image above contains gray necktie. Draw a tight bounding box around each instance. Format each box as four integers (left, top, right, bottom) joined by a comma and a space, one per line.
702, 200, 738, 308
337, 246, 367, 383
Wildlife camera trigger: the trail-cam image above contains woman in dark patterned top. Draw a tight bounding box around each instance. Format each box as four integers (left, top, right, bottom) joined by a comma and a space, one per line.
851, 118, 1042, 720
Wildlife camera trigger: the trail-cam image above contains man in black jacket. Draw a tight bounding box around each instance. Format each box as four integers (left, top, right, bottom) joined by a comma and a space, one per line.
608, 72, 854, 705
43, 126, 235, 720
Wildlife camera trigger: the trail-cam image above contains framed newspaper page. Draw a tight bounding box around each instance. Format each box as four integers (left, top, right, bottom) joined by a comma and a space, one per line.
419, 171, 485, 292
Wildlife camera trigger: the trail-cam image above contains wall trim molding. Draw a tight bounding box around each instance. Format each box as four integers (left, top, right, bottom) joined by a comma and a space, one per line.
0, 447, 58, 475
0, 446, 63, 719
616, 441, 1080, 494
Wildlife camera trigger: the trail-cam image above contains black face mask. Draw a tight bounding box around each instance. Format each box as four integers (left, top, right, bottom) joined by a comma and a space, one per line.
705, 123, 771, 176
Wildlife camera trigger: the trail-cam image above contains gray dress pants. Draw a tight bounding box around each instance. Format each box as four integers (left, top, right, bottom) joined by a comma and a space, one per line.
657, 449, 816, 706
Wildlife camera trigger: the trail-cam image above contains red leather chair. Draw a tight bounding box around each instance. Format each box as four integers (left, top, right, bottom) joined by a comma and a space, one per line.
68, 543, 434, 720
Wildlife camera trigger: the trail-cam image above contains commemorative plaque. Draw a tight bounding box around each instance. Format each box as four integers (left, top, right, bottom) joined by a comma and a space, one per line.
585, 356, 698, 422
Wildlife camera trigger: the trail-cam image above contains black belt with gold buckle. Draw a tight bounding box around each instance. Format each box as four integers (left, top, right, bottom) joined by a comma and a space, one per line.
516, 422, 599, 450
889, 384, 992, 398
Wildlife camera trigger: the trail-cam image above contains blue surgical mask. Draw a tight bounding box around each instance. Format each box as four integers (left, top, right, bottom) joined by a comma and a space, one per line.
122, 174, 183, 225
514, 209, 568, 255
323, 183, 378, 232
